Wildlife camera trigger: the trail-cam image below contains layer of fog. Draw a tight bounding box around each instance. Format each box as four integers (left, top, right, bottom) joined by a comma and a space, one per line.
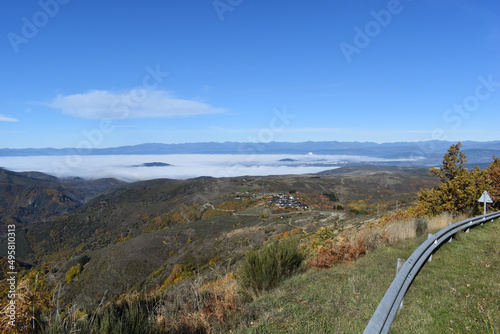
0, 154, 418, 182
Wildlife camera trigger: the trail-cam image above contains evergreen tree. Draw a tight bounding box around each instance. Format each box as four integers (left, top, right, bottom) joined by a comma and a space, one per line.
429, 141, 468, 183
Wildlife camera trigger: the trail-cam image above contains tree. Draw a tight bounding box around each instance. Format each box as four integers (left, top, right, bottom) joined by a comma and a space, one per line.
487, 156, 500, 210
415, 142, 493, 216
429, 141, 468, 183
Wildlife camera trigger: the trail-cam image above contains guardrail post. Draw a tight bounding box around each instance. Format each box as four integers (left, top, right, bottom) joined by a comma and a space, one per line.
427, 234, 433, 262
396, 258, 406, 309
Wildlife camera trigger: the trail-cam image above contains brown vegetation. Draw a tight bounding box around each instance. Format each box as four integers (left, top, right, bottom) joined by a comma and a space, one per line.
154, 273, 243, 333
273, 228, 302, 241
0, 272, 53, 334
308, 237, 366, 270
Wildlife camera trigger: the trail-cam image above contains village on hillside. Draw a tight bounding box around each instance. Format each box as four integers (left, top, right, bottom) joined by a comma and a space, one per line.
268, 193, 309, 209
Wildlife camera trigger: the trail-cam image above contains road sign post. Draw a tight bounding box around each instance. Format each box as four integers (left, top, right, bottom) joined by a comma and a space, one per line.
478, 191, 493, 215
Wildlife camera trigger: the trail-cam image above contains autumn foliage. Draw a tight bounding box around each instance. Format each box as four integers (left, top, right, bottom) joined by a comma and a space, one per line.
155, 273, 242, 332
308, 237, 366, 270
160, 264, 194, 290
403, 142, 499, 217
274, 228, 302, 241
0, 272, 54, 334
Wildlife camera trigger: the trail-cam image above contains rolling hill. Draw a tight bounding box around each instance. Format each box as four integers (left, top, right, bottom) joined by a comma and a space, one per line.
0, 165, 440, 309
0, 168, 125, 235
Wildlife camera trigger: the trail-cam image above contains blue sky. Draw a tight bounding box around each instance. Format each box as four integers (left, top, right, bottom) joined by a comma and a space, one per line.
1, 0, 500, 149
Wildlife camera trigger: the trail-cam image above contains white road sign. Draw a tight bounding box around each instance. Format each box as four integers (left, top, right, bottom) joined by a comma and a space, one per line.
478, 190, 493, 215
478, 190, 493, 203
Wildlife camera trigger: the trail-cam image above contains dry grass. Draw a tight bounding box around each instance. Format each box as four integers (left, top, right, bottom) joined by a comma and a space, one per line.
358, 212, 471, 252
154, 272, 244, 333
0, 276, 53, 334
427, 211, 469, 232
358, 220, 415, 251
384, 220, 417, 243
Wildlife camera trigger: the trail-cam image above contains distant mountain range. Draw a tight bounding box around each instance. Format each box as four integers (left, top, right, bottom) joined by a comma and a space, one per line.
2, 140, 500, 166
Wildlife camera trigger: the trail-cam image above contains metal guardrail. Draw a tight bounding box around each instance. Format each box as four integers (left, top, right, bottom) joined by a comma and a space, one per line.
364, 211, 500, 334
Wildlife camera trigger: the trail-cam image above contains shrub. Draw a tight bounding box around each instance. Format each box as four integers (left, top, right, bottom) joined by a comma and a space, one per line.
154, 273, 244, 333
414, 217, 428, 237
75, 300, 154, 334
161, 264, 194, 290
323, 192, 337, 202
359, 228, 390, 251
308, 237, 366, 270
65, 264, 82, 284
350, 208, 368, 215
0, 276, 54, 333
303, 226, 336, 255
199, 273, 240, 325
274, 228, 302, 241
238, 238, 305, 293
77, 255, 90, 267
274, 232, 284, 241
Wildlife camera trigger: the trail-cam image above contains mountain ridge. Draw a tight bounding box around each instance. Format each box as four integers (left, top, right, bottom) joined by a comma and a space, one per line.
2, 140, 500, 159
0, 168, 125, 234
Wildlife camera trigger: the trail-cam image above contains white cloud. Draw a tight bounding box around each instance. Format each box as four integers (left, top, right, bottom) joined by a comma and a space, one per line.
47, 89, 226, 119
0, 115, 18, 122
0, 154, 420, 182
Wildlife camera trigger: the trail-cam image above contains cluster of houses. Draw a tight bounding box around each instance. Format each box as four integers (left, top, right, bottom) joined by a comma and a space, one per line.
234, 191, 256, 200
269, 193, 308, 209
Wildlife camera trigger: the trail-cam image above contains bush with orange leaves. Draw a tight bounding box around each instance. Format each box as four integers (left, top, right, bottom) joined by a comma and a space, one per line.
0, 273, 53, 334
160, 263, 195, 290
273, 228, 302, 241
308, 237, 367, 270
199, 273, 240, 325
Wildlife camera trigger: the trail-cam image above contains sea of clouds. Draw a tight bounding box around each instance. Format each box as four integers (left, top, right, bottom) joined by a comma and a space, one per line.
0, 154, 416, 182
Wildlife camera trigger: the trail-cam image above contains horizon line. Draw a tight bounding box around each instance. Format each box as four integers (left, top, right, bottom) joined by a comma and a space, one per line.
2, 139, 500, 151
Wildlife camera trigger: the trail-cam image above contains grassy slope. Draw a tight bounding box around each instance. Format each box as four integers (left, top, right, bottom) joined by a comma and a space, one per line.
233, 220, 500, 333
